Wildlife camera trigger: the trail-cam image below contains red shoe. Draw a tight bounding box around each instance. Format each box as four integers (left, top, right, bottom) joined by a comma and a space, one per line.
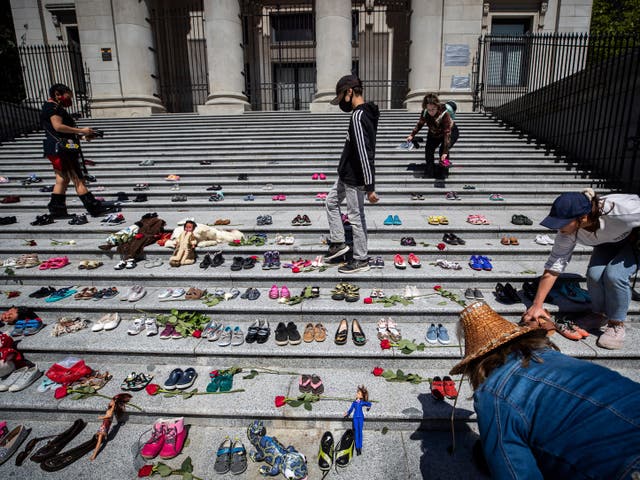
394, 254, 406, 269
159, 417, 187, 459
430, 376, 445, 400
555, 319, 583, 341
140, 420, 167, 459
442, 376, 458, 399
407, 253, 421, 268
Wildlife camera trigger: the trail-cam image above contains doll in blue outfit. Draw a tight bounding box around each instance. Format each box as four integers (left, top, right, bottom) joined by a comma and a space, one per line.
344, 385, 371, 455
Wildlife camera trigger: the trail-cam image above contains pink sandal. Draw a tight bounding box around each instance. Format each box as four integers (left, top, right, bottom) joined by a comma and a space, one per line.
280, 286, 290, 299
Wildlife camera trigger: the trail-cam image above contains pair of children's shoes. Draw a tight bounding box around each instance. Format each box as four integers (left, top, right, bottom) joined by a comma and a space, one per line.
318, 429, 356, 473
298, 374, 323, 394
140, 418, 186, 460
214, 436, 247, 475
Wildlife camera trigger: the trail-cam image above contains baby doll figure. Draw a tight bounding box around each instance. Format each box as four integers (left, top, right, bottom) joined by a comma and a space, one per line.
169, 220, 197, 267
344, 385, 371, 455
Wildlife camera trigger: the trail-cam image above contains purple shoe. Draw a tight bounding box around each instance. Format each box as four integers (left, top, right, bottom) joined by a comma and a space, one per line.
270, 251, 281, 270
159, 324, 175, 340
262, 251, 273, 270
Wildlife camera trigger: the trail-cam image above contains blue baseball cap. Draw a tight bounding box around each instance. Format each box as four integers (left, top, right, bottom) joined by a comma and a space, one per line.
540, 192, 592, 229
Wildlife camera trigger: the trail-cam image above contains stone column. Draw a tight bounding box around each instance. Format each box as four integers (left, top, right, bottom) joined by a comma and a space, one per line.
198, 0, 249, 115
405, 1, 443, 111
310, 0, 352, 113
76, 0, 164, 117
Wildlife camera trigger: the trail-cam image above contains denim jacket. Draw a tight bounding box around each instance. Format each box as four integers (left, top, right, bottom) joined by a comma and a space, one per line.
474, 349, 640, 479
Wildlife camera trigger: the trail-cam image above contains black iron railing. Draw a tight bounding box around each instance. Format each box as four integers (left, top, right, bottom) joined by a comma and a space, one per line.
473, 34, 640, 193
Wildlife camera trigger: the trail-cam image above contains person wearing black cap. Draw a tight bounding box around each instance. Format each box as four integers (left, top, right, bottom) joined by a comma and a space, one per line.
522, 188, 640, 349
324, 74, 379, 274
41, 83, 114, 218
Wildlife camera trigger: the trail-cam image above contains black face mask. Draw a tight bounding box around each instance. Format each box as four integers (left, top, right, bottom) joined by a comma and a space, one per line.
339, 97, 352, 113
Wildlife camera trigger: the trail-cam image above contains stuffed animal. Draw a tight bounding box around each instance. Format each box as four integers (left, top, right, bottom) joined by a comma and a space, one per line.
246, 420, 307, 480
169, 220, 198, 267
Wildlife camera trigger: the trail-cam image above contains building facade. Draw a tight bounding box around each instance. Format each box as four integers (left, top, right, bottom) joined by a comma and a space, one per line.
10, 0, 593, 117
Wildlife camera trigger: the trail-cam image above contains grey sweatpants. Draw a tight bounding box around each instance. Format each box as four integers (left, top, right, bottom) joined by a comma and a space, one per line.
325, 178, 368, 261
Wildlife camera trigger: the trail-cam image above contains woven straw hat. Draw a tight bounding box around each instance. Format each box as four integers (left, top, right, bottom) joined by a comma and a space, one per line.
449, 301, 545, 375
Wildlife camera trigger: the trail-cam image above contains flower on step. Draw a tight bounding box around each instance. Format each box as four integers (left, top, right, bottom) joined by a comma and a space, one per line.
134, 233, 144, 239
137, 465, 153, 477
373, 368, 432, 384
372, 367, 384, 376
54, 385, 69, 399
433, 285, 467, 307
232, 239, 241, 244
363, 297, 373, 304
437, 243, 446, 251
192, 329, 202, 338
292, 267, 300, 273
433, 285, 442, 291
274, 393, 370, 411
145, 383, 160, 395
379, 338, 426, 355
380, 339, 392, 350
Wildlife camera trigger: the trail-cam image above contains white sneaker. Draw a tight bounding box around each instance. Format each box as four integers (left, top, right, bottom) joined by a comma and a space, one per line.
127, 317, 145, 335
0, 367, 28, 392
171, 288, 185, 300
91, 313, 111, 332
596, 323, 625, 350
128, 285, 147, 302
158, 288, 173, 301
535, 234, 554, 245
9, 365, 42, 392
114, 260, 127, 270
145, 317, 158, 336
103, 312, 120, 331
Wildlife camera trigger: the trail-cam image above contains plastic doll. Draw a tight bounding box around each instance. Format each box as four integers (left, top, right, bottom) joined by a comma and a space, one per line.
170, 220, 197, 267
344, 385, 371, 455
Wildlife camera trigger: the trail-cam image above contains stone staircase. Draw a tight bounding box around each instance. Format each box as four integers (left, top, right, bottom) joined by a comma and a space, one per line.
0, 111, 637, 479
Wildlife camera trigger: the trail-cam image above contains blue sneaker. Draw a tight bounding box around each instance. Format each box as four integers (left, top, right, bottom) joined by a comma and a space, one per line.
383, 215, 394, 226
468, 255, 483, 271
392, 215, 402, 226
480, 256, 493, 271
426, 324, 438, 344
437, 324, 451, 345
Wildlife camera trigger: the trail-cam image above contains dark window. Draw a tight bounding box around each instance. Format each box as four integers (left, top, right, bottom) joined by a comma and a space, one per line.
488, 17, 532, 87
352, 10, 359, 44
270, 13, 313, 42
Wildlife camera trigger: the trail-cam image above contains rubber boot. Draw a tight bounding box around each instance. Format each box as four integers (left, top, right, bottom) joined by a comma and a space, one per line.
79, 192, 116, 217
47, 193, 71, 219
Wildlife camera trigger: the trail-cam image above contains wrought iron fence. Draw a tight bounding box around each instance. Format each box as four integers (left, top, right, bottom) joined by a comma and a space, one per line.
473, 34, 640, 193
351, 0, 410, 109
18, 43, 90, 118
149, 0, 209, 112
241, 0, 316, 111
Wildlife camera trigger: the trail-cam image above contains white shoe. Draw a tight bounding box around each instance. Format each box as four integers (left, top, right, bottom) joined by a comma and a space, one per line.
127, 317, 145, 335
0, 367, 28, 392
103, 312, 120, 331
535, 234, 554, 245
91, 313, 111, 332
145, 317, 158, 336
158, 288, 173, 301
171, 288, 185, 300
127, 285, 147, 302
125, 259, 136, 269
114, 260, 127, 270
9, 365, 42, 392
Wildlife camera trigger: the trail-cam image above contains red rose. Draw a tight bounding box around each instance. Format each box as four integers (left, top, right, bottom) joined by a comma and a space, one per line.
372, 367, 384, 376
192, 329, 202, 338
275, 395, 287, 408
380, 339, 392, 350
138, 465, 153, 477
210, 370, 219, 377
292, 267, 300, 273
251, 255, 258, 260
134, 233, 144, 239
233, 239, 241, 244
433, 285, 442, 291
54, 386, 69, 399
7, 291, 19, 298
145, 383, 160, 395
363, 297, 373, 304
437, 243, 446, 251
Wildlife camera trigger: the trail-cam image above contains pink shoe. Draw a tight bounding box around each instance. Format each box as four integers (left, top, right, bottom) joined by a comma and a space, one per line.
280, 286, 291, 299
269, 285, 279, 299
311, 173, 319, 180
279, 194, 287, 201
159, 417, 186, 459
140, 419, 167, 459
272, 195, 279, 201
319, 173, 327, 180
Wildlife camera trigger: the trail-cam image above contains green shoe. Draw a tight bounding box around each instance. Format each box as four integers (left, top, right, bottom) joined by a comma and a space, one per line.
219, 373, 233, 392
206, 375, 220, 393
318, 431, 334, 472
334, 429, 354, 469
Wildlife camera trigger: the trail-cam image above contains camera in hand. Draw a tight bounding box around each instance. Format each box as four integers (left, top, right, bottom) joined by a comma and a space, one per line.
92, 129, 105, 138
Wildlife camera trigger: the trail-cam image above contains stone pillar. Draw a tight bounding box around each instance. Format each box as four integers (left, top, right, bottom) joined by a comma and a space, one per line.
76, 0, 164, 117
198, 0, 249, 115
404, 1, 443, 111
310, 0, 352, 112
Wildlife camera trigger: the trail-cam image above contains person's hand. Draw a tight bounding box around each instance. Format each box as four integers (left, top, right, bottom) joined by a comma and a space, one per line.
79, 127, 95, 139
367, 191, 379, 204
521, 305, 551, 325
343, 412, 349, 418
406, 135, 414, 142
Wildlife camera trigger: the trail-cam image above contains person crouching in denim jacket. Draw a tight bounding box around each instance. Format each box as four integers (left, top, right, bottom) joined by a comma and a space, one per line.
452, 301, 640, 480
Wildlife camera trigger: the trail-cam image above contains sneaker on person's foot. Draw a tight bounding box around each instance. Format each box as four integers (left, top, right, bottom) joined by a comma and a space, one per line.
338, 259, 370, 274
596, 323, 625, 350
326, 242, 350, 260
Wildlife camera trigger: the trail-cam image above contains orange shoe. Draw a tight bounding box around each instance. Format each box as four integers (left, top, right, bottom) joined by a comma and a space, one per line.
554, 319, 583, 341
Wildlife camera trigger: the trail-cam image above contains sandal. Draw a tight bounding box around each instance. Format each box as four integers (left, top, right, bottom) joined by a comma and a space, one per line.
377, 318, 389, 340
386, 318, 402, 341
229, 439, 247, 475
318, 432, 334, 473
334, 429, 355, 468
214, 437, 232, 474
